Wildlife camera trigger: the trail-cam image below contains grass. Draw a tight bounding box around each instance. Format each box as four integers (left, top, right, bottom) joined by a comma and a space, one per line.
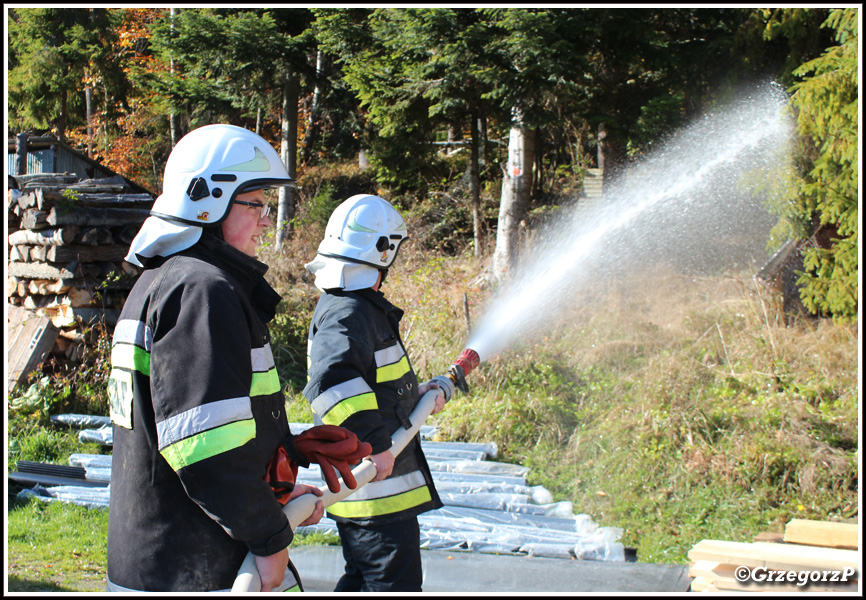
7, 500, 109, 592
5, 204, 859, 589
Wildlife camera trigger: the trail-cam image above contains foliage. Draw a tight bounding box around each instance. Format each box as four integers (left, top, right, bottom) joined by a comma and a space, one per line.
8, 8, 130, 140
9, 321, 113, 423
773, 8, 858, 322
293, 161, 378, 229
147, 8, 314, 130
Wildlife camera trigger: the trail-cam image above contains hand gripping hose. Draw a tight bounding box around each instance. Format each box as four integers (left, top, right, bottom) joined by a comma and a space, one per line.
231, 385, 447, 592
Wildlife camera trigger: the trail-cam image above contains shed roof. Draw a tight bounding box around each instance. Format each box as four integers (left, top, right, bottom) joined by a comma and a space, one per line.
8, 134, 154, 196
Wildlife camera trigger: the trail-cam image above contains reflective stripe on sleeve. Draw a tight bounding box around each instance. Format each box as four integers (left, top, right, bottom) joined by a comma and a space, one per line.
375, 344, 410, 383
250, 369, 281, 397
311, 377, 378, 426
156, 397, 256, 470
250, 345, 281, 396
160, 419, 256, 471
110, 343, 151, 376
113, 319, 153, 351
250, 344, 275, 372
111, 319, 152, 376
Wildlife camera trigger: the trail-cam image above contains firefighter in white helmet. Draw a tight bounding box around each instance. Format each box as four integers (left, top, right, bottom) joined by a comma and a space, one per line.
107, 125, 370, 592
303, 194, 447, 592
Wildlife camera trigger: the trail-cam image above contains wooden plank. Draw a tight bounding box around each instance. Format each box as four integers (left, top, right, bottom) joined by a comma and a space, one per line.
784, 519, 859, 550
689, 560, 858, 593
7, 305, 60, 394
688, 540, 860, 571
753, 532, 786, 544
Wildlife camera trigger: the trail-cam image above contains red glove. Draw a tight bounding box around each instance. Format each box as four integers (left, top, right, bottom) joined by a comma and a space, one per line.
264, 445, 299, 506
293, 425, 373, 493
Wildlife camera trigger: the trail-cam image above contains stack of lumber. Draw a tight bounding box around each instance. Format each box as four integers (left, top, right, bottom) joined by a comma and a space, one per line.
7, 172, 152, 369
689, 519, 860, 593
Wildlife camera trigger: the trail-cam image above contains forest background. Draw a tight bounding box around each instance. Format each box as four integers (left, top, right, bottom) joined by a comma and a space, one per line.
6, 6, 860, 592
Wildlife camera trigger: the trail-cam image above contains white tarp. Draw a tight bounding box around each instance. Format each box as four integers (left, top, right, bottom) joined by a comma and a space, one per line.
20, 421, 625, 562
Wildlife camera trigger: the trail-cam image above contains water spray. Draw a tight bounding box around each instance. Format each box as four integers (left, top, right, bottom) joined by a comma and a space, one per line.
235, 83, 793, 591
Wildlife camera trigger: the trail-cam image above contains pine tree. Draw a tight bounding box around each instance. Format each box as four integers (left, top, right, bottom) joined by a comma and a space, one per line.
785, 8, 858, 322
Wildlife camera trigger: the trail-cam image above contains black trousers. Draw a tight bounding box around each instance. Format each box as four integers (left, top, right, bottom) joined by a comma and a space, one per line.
334, 518, 423, 592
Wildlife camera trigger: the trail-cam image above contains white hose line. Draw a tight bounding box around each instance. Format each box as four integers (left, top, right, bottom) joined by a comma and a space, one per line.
232, 388, 441, 592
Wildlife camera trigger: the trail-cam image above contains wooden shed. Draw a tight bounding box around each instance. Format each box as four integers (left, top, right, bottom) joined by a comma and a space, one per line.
8, 132, 153, 195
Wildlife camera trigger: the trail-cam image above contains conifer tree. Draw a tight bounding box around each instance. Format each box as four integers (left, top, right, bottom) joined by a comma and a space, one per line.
784, 8, 858, 322
8, 8, 128, 142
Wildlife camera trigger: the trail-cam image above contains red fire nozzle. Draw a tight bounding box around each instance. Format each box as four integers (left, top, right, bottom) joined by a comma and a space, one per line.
431, 348, 481, 401
446, 348, 480, 395
453, 348, 480, 378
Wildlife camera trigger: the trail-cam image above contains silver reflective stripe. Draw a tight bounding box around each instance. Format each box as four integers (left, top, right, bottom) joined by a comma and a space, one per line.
250, 344, 275, 373
337, 470, 427, 502
113, 319, 152, 351
310, 377, 373, 417
374, 344, 404, 367
156, 396, 253, 451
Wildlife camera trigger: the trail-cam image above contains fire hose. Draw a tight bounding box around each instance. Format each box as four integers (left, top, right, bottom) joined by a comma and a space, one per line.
231, 349, 481, 592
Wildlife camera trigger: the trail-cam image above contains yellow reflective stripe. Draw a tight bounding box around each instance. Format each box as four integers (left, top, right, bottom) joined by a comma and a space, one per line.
284, 584, 301, 593
250, 368, 280, 397
376, 356, 410, 383
328, 485, 432, 519
320, 392, 377, 425
111, 343, 150, 376
160, 419, 256, 471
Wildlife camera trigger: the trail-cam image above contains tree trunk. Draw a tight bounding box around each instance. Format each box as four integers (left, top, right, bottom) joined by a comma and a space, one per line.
169, 8, 180, 147
85, 86, 94, 157
469, 112, 482, 258
489, 107, 534, 283
57, 89, 68, 143
597, 121, 625, 186
16, 132, 28, 176
597, 121, 606, 171
302, 49, 325, 164
276, 70, 299, 250
477, 114, 487, 166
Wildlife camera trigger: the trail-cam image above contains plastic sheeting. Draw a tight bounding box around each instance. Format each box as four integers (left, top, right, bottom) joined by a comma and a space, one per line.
23, 419, 625, 562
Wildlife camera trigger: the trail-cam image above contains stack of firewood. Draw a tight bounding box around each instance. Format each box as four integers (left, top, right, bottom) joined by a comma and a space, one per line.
7, 172, 153, 365
689, 519, 859, 593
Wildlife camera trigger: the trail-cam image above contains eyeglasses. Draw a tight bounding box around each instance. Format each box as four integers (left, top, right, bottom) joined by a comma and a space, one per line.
232, 199, 271, 219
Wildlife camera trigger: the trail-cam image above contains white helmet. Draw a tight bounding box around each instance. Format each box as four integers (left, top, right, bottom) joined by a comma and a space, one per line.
150, 124, 294, 226
317, 194, 408, 269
